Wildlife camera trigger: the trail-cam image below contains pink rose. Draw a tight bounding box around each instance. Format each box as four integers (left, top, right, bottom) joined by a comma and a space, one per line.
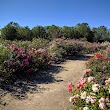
80, 78, 86, 85
76, 78, 86, 89
76, 83, 84, 89
99, 103, 105, 110
27, 55, 30, 59
20, 63, 24, 67
84, 69, 92, 75
68, 82, 72, 92
99, 98, 105, 104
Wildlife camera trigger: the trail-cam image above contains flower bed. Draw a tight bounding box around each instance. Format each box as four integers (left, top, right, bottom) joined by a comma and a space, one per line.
0, 44, 51, 79
68, 45, 110, 110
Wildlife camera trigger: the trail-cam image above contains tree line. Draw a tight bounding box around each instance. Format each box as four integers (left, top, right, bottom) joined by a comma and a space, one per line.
0, 21, 110, 42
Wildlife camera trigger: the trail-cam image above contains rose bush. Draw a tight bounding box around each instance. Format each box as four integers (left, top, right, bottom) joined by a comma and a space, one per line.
69, 76, 110, 110
69, 45, 110, 110
1, 44, 51, 78
49, 38, 84, 63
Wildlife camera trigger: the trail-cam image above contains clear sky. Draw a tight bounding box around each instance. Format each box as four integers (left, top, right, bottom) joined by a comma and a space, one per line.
0, 0, 110, 29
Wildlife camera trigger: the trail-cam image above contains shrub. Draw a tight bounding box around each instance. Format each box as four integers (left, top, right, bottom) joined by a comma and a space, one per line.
49, 38, 84, 63
1, 44, 51, 78
0, 44, 10, 64
69, 77, 110, 110
69, 46, 110, 110
0, 44, 11, 78
29, 38, 49, 49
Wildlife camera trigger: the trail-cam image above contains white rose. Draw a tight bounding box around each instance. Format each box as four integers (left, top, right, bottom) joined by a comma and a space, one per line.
69, 96, 74, 102
92, 84, 100, 92
81, 91, 87, 99
83, 107, 89, 110
88, 76, 95, 83
90, 96, 96, 104
69, 94, 79, 103
86, 96, 91, 103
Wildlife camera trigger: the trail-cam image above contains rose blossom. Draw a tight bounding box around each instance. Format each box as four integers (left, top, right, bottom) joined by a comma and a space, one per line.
84, 69, 92, 75
99, 98, 105, 104
68, 82, 72, 92
76, 82, 84, 89
92, 84, 100, 92
99, 103, 105, 110
105, 78, 110, 85
81, 91, 87, 99
76, 78, 86, 89
69, 94, 79, 103
103, 65, 107, 70
88, 76, 95, 83
83, 107, 89, 110
90, 96, 96, 104
80, 78, 86, 85
86, 96, 91, 103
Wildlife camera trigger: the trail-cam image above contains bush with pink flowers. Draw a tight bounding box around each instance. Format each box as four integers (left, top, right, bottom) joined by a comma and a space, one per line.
68, 76, 110, 110
68, 45, 110, 110
49, 38, 84, 63
1, 44, 51, 78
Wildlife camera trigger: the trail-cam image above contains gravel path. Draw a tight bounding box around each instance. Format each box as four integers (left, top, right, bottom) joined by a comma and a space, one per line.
0, 54, 91, 110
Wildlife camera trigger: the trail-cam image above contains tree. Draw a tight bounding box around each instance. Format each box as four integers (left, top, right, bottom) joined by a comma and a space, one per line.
1, 22, 20, 40
32, 26, 47, 39
46, 25, 62, 39
75, 23, 93, 41
92, 26, 110, 42
62, 26, 80, 39
17, 26, 32, 40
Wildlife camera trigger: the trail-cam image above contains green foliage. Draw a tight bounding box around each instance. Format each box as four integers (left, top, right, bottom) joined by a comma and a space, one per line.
75, 23, 94, 42
92, 26, 110, 42
62, 26, 80, 39
30, 38, 49, 49
46, 25, 62, 39
0, 21, 110, 42
32, 26, 47, 39
1, 22, 19, 40
0, 44, 10, 64
17, 26, 32, 40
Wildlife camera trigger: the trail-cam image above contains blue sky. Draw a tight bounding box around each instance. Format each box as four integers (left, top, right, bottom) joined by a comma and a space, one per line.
0, 0, 110, 29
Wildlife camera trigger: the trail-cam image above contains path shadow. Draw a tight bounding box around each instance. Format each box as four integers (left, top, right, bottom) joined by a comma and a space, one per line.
66, 54, 93, 61
0, 65, 63, 100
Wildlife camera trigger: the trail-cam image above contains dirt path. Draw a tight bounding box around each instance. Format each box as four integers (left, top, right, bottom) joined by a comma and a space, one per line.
0, 54, 91, 110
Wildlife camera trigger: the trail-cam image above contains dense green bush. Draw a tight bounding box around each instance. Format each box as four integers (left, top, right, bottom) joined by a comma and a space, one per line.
0, 44, 10, 64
